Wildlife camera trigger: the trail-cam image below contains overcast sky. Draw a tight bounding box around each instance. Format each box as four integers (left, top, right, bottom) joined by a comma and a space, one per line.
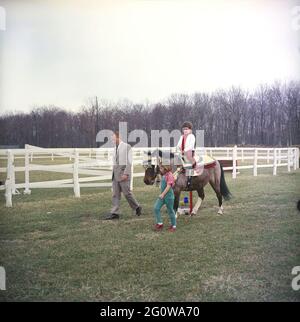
0, 0, 299, 114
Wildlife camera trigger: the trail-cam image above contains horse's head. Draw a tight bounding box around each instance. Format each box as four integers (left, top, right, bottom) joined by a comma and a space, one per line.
143, 149, 179, 185
143, 150, 160, 185
143, 164, 160, 185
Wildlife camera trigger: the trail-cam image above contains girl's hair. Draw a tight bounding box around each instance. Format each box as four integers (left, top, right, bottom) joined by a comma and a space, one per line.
160, 165, 172, 172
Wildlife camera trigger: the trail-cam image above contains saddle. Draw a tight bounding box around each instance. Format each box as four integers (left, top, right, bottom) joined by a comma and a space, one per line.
178, 154, 217, 177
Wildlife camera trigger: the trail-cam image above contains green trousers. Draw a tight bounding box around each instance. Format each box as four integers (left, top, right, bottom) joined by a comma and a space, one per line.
154, 197, 176, 227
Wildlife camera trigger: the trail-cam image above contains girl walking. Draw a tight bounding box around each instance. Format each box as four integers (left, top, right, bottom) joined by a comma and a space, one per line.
153, 165, 176, 232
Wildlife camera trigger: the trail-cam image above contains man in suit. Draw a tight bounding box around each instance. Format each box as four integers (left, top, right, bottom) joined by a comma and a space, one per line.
104, 131, 142, 220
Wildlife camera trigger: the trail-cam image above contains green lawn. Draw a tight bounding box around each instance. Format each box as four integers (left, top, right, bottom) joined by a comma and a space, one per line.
0, 159, 299, 301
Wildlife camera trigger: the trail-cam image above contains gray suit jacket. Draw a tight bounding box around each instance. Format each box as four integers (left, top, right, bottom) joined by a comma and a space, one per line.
112, 141, 132, 182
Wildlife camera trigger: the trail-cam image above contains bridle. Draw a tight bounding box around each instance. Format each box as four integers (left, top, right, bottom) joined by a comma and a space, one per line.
143, 162, 160, 176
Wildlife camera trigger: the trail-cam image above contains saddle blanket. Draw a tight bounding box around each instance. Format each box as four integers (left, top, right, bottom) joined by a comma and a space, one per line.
181, 154, 216, 176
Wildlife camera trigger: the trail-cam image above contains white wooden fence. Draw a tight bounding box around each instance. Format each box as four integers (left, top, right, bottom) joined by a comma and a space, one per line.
0, 144, 299, 207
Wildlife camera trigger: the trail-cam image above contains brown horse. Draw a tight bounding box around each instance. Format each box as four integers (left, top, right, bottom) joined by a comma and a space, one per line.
143, 150, 231, 216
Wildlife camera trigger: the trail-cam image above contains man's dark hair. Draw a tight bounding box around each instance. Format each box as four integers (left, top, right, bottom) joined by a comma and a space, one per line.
113, 130, 120, 138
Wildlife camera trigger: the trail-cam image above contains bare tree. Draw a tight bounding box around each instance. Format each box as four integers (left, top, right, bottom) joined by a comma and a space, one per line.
1, 82, 299, 148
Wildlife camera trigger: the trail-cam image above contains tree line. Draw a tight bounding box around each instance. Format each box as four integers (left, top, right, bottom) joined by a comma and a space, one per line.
0, 81, 299, 148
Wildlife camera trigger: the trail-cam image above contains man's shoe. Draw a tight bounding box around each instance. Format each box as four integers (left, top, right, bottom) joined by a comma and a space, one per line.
104, 213, 119, 220
135, 206, 142, 216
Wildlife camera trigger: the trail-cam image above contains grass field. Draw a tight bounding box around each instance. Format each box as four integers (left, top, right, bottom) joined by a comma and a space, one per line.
0, 158, 299, 301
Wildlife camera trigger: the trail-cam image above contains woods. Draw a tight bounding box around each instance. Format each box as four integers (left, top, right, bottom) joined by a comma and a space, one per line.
0, 81, 299, 148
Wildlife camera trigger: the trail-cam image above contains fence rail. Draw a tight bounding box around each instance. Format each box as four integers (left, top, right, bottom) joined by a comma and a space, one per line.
0, 144, 299, 207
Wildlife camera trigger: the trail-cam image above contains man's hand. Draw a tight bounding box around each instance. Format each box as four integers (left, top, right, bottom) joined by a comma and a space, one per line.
120, 174, 129, 181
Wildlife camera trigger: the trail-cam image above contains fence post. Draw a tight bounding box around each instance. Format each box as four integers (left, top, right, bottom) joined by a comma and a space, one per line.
11, 161, 17, 195
232, 145, 237, 179
73, 149, 80, 198
253, 148, 258, 176
287, 148, 291, 172
5, 178, 12, 208
109, 150, 113, 170
5, 150, 13, 207
24, 145, 31, 195
7, 150, 17, 195
278, 149, 281, 164
267, 149, 270, 164
273, 148, 277, 176
30, 152, 33, 162
293, 148, 297, 171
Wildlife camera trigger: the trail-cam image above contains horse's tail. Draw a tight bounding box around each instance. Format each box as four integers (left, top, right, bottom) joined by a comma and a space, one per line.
220, 162, 232, 200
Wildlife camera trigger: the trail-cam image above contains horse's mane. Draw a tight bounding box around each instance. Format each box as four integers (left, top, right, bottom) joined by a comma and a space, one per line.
158, 149, 175, 159
147, 149, 175, 159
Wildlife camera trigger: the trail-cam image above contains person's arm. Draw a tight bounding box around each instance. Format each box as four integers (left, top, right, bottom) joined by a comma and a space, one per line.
159, 184, 171, 199
124, 144, 132, 175
121, 144, 132, 181
183, 134, 194, 163
159, 173, 174, 199
184, 134, 195, 152
176, 135, 183, 152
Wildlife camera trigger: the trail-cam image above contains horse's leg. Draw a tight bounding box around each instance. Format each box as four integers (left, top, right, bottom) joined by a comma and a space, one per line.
173, 187, 181, 219
191, 188, 205, 216
209, 165, 223, 215
155, 173, 161, 187
155, 165, 161, 187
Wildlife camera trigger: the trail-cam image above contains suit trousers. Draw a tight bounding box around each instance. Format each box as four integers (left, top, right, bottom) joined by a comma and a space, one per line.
111, 177, 139, 215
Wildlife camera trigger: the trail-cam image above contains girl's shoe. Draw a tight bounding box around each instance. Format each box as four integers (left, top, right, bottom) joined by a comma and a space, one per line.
168, 226, 176, 232
154, 223, 164, 231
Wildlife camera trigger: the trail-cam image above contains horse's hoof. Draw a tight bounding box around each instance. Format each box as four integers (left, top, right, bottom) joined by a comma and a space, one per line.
217, 206, 224, 215
191, 212, 196, 216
